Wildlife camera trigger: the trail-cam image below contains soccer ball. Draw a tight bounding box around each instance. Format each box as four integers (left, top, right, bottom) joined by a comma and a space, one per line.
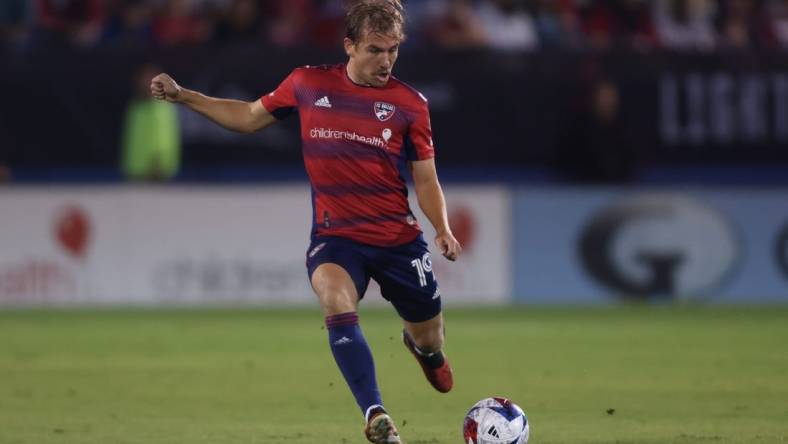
463, 397, 529, 444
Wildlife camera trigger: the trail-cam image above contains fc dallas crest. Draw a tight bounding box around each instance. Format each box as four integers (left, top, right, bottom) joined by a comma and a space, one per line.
374, 101, 396, 121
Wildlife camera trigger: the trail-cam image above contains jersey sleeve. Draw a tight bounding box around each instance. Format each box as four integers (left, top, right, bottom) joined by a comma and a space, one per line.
260, 69, 299, 120
407, 97, 435, 160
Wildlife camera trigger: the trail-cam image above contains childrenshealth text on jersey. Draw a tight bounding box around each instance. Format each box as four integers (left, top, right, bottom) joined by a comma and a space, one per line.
261, 64, 436, 247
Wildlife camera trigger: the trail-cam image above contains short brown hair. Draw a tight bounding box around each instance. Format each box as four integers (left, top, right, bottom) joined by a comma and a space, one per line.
345, 0, 406, 42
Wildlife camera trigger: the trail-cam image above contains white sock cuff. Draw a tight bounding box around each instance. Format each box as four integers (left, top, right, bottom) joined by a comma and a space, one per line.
365, 404, 386, 422
413, 344, 438, 358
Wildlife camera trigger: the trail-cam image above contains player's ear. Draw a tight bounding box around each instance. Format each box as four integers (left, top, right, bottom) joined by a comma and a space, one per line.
343, 37, 356, 58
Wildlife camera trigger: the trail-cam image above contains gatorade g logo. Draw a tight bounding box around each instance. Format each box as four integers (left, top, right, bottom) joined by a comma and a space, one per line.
579, 194, 739, 301
777, 223, 788, 279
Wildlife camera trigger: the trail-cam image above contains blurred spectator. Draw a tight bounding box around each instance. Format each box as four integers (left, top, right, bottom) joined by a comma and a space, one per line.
0, 0, 31, 49
268, 0, 315, 47
152, 0, 211, 46
620, 0, 659, 50
714, 0, 774, 50
1, 0, 788, 52
121, 64, 181, 181
309, 0, 347, 48
426, 0, 489, 49
769, 0, 788, 48
396, 0, 434, 45
580, 0, 657, 50
214, 0, 264, 42
556, 78, 636, 183
654, 0, 716, 51
530, 0, 582, 48
33, 0, 105, 48
101, 0, 154, 46
477, 0, 539, 51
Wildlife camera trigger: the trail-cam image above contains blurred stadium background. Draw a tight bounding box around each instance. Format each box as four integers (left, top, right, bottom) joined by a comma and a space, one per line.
1, 1, 788, 443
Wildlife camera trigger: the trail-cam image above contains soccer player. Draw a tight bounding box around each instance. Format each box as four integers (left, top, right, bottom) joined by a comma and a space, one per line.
150, 1, 461, 442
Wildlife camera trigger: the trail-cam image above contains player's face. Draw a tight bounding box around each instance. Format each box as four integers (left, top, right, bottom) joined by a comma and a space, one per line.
345, 30, 401, 87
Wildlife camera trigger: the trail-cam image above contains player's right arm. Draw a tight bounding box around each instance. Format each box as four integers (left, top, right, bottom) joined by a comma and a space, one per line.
150, 73, 276, 134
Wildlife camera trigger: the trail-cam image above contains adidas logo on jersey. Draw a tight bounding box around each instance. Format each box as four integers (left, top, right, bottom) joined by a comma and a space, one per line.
314, 96, 332, 108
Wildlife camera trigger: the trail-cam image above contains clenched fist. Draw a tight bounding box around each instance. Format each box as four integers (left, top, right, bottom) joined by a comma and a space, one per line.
150, 73, 182, 102
435, 230, 462, 262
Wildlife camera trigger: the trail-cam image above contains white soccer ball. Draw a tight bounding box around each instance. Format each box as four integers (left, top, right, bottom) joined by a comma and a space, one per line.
463, 397, 529, 444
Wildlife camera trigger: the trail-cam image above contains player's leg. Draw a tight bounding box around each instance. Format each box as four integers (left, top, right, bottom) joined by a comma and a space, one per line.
402, 312, 453, 393
311, 263, 384, 418
306, 239, 400, 443
402, 311, 444, 354
372, 235, 454, 393
311, 263, 360, 316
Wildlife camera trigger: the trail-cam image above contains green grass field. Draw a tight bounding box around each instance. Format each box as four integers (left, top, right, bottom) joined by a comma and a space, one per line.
1, 306, 787, 444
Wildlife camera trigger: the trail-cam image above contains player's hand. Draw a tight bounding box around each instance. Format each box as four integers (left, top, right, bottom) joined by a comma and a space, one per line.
150, 73, 182, 102
435, 231, 462, 262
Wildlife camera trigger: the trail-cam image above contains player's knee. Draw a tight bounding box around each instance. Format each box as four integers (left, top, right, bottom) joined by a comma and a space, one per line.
316, 286, 358, 315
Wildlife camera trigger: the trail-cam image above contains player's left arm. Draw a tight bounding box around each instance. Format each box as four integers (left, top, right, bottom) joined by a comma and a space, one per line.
411, 158, 462, 261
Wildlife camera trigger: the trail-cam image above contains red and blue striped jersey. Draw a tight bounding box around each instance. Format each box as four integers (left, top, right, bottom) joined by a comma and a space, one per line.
261, 64, 435, 247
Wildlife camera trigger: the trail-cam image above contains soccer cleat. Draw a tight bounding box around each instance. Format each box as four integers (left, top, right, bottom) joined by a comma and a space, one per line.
364, 411, 402, 444
402, 330, 454, 393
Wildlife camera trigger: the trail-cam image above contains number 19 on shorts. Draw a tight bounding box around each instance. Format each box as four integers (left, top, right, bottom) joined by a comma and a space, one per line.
410, 253, 433, 287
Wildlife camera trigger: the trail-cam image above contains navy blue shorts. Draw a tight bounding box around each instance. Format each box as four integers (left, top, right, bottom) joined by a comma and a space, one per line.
305, 234, 441, 323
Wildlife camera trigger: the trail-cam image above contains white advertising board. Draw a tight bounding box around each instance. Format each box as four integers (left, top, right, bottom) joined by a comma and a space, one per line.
0, 185, 510, 306
0, 186, 314, 306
